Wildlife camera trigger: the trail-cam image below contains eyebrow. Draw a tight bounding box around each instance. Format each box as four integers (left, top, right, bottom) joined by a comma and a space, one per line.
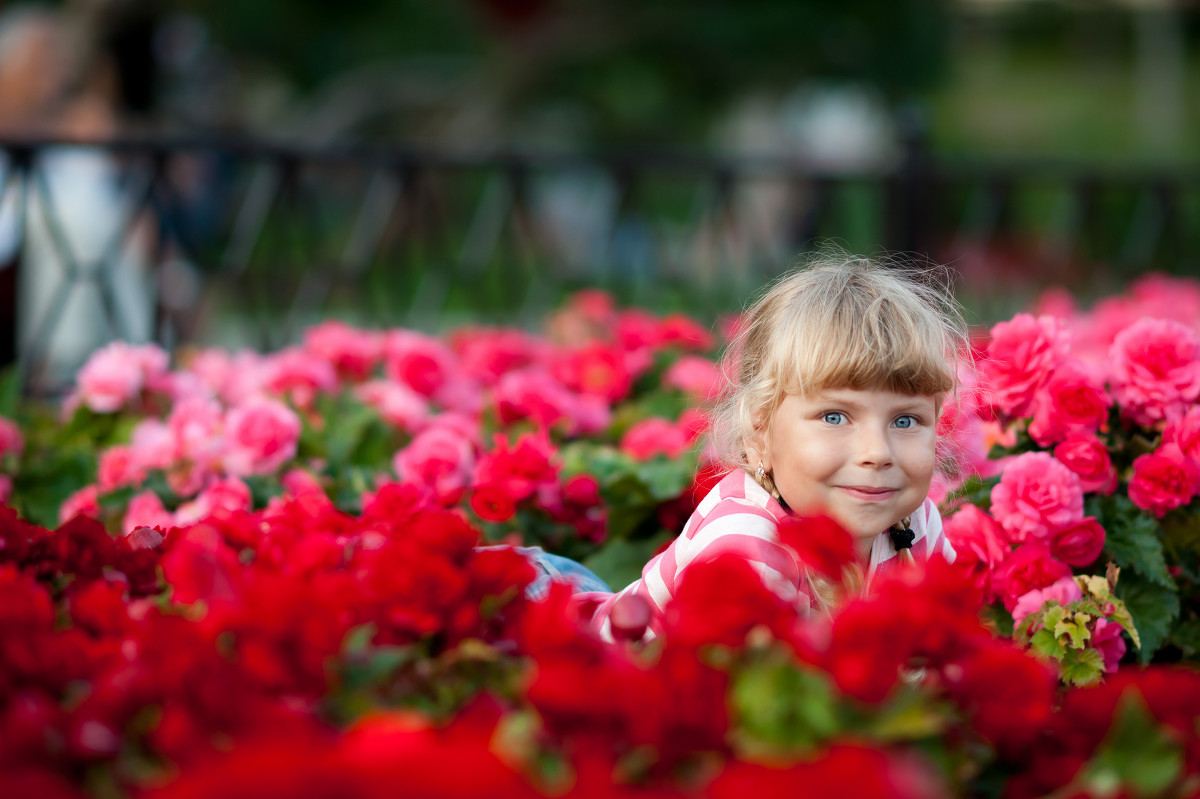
814, 391, 934, 414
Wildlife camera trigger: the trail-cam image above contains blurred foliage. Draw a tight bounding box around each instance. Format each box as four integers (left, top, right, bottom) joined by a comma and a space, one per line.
179, 0, 952, 145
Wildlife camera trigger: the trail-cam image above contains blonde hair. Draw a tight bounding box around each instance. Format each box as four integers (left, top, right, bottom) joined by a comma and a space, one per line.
708, 251, 969, 609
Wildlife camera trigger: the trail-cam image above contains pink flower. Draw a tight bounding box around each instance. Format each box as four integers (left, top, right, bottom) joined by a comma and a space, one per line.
1109, 318, 1200, 427
942, 504, 1009, 601
1092, 618, 1127, 673
122, 490, 175, 533
991, 541, 1073, 612
129, 418, 175, 471
1128, 444, 1199, 518
1163, 406, 1200, 464
451, 327, 548, 386
175, 476, 253, 525
393, 426, 476, 505
383, 330, 459, 398
222, 398, 302, 477
982, 314, 1071, 419
1027, 361, 1111, 446
493, 368, 610, 435
1052, 433, 1118, 494
657, 313, 716, 351
262, 347, 338, 408
0, 416, 23, 458
1048, 518, 1106, 567
59, 484, 100, 523
664, 356, 723, 400
619, 417, 691, 461
990, 452, 1084, 542
97, 445, 147, 491
0, 475, 10, 504
355, 379, 429, 433
552, 342, 632, 402
75, 342, 169, 413
1011, 576, 1083, 629
303, 321, 384, 381
187, 348, 267, 405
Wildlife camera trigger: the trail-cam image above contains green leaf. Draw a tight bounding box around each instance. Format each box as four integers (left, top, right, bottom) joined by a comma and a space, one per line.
1115, 572, 1179, 664
582, 531, 673, 591
1053, 612, 1092, 649
733, 658, 841, 752
633, 456, 695, 502
0, 365, 21, 418
1083, 692, 1183, 796
1169, 618, 1200, 659
1058, 647, 1104, 688
1088, 494, 1172, 588
1030, 628, 1066, 661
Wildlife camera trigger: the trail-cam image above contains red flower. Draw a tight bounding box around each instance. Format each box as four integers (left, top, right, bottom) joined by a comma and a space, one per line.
942, 504, 1009, 601
1048, 517, 1106, 567
775, 515, 856, 581
661, 554, 798, 649
1128, 445, 1199, 518
990, 541, 1072, 612
469, 483, 517, 522
946, 643, 1057, 757
1053, 433, 1118, 495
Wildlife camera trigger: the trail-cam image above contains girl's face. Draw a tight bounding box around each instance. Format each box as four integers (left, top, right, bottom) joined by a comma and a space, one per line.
756, 387, 938, 556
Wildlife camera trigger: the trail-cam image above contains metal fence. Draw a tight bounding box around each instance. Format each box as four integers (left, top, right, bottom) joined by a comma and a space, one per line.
1, 134, 1198, 394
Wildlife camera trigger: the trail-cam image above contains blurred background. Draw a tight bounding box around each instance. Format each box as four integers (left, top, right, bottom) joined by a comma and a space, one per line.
1, 0, 1198, 390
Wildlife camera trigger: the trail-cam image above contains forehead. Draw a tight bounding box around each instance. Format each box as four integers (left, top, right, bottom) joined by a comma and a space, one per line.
779, 387, 938, 413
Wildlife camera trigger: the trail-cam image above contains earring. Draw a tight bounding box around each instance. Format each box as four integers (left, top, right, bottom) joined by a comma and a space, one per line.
756, 463, 766, 479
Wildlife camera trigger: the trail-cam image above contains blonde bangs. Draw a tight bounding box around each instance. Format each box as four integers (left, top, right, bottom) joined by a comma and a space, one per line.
776, 293, 956, 398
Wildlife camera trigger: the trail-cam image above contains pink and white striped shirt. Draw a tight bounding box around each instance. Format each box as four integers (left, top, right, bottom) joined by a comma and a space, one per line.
583, 469, 956, 642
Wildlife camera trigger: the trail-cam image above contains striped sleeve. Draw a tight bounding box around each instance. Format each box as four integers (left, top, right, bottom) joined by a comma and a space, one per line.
922, 499, 956, 563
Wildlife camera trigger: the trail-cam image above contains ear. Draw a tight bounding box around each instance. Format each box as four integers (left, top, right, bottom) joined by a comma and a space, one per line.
743, 429, 770, 473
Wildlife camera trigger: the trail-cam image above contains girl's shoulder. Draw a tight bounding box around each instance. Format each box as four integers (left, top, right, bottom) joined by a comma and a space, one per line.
696, 469, 789, 520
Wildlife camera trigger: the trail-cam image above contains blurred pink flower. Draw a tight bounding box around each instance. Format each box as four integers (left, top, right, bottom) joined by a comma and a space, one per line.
383, 330, 459, 398
356, 379, 429, 433
74, 342, 169, 413
223, 398, 302, 477
665, 355, 722, 401
620, 417, 691, 461
303, 320, 384, 382
175, 476, 253, 526
393, 426, 476, 505
0, 416, 23, 458
59, 484, 100, 523
262, 347, 338, 408
123, 490, 175, 533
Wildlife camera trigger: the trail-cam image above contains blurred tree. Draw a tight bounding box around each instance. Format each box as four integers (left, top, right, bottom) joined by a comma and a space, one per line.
178, 0, 952, 146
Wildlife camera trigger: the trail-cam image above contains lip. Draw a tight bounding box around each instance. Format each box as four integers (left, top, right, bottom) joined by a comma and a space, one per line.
837, 486, 900, 501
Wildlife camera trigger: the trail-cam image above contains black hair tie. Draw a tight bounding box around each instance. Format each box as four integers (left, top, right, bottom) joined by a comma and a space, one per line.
889, 525, 915, 551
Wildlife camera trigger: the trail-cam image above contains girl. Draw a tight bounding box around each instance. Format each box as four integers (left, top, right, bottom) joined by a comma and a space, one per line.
581, 255, 968, 642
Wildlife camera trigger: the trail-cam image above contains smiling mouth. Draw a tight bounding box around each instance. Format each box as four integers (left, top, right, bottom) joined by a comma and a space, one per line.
838, 486, 900, 500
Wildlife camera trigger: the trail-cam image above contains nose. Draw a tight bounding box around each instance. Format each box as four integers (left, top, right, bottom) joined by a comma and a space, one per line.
855, 423, 894, 468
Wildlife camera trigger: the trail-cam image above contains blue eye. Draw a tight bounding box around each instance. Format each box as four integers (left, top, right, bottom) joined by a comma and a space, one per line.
822, 412, 846, 425
895, 415, 916, 429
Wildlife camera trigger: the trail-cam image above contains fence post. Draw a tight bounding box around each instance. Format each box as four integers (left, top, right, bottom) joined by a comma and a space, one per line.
0, 145, 31, 373
885, 106, 935, 259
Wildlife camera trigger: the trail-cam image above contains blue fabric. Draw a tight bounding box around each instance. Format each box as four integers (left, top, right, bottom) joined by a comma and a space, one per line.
519, 546, 612, 600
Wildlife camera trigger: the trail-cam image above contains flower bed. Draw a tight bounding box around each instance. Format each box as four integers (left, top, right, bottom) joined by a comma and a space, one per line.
1, 278, 1199, 796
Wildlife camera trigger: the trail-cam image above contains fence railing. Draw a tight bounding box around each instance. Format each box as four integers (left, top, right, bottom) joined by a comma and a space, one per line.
1, 134, 1198, 394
